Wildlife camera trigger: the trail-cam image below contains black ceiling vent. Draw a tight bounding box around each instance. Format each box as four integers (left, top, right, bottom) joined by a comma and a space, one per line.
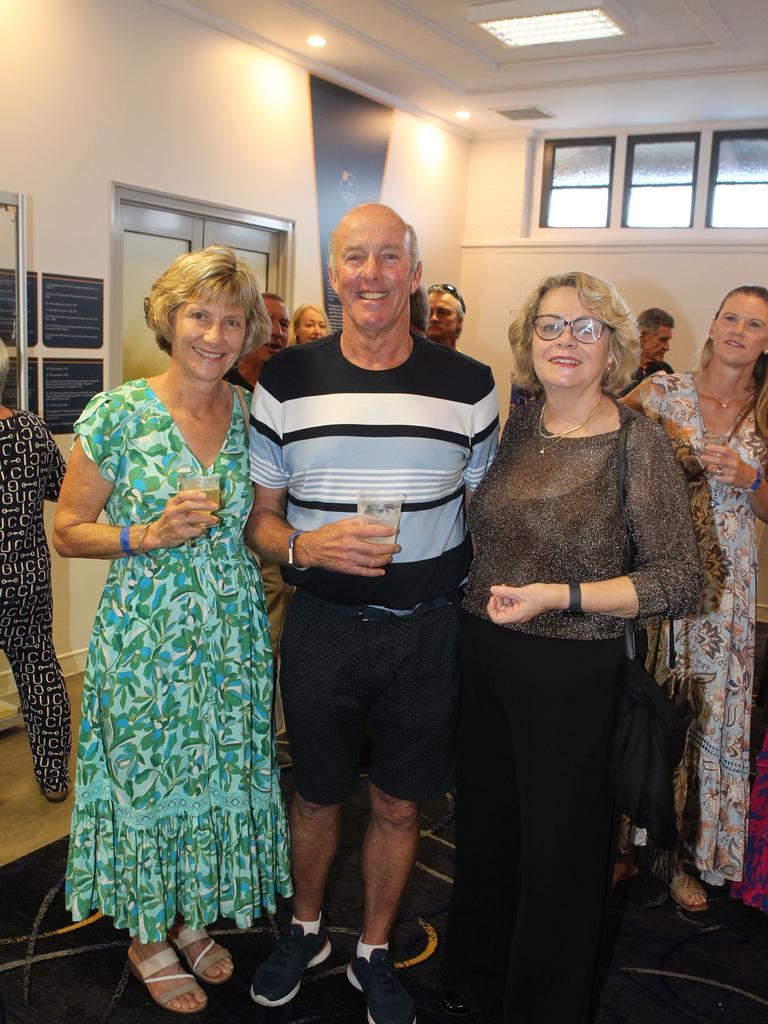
496, 106, 554, 120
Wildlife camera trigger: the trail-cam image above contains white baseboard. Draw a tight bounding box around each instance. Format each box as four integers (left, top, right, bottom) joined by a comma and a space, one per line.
0, 648, 88, 699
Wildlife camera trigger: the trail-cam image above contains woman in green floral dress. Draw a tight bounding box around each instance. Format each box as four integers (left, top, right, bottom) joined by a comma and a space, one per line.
54, 246, 292, 1015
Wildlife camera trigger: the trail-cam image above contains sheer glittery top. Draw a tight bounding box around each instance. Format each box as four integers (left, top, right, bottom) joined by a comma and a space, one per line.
464, 400, 703, 639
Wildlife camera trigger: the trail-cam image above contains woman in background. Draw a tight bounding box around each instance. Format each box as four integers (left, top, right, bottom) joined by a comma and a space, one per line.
0, 342, 70, 801
55, 246, 292, 1015
444, 271, 701, 1024
625, 285, 768, 911
288, 303, 329, 345
732, 730, 768, 913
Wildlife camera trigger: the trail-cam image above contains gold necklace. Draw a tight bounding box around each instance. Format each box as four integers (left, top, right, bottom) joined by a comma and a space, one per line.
538, 396, 603, 455
694, 371, 753, 409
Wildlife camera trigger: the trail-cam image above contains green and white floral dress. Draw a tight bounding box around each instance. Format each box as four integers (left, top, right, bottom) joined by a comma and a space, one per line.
65, 379, 292, 942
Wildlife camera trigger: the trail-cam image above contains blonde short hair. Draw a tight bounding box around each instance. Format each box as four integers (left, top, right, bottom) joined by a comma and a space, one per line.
144, 245, 269, 355
289, 303, 329, 346
509, 271, 639, 396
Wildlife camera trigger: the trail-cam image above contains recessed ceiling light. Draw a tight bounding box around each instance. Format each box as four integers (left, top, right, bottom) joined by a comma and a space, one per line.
467, 3, 626, 47
455, 110, 471, 120
307, 35, 326, 48
481, 10, 622, 46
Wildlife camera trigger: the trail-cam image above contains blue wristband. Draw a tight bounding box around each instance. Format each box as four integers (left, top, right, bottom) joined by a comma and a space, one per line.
119, 525, 134, 555
750, 471, 763, 492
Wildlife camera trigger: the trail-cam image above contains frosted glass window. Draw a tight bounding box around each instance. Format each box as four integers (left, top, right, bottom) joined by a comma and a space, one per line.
542, 139, 614, 228
631, 141, 695, 184
710, 184, 768, 228
623, 135, 698, 227
552, 145, 612, 187
709, 131, 768, 227
716, 137, 768, 183
548, 187, 610, 227
626, 186, 694, 228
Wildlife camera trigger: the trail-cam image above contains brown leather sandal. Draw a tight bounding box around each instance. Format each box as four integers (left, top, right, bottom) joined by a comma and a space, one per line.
169, 925, 233, 985
127, 945, 207, 1014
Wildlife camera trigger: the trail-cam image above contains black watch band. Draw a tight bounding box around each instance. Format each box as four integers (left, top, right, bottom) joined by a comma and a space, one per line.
567, 582, 582, 614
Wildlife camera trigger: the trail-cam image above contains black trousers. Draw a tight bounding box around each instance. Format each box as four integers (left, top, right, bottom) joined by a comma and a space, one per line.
0, 595, 71, 791
445, 612, 623, 1024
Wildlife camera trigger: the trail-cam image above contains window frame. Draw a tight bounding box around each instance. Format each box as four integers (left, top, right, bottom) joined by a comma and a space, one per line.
621, 131, 700, 229
539, 136, 616, 229
706, 128, 768, 228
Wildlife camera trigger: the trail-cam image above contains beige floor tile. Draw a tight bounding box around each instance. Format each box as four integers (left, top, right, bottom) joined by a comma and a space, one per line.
0, 672, 83, 867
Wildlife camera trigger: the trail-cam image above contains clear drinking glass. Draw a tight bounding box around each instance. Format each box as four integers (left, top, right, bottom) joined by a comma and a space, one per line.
357, 490, 405, 543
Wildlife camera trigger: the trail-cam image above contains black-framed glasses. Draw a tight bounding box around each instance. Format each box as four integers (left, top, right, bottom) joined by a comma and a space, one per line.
532, 315, 608, 344
428, 283, 466, 313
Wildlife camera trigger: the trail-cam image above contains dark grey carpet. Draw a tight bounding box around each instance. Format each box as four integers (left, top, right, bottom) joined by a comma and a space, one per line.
1, 769, 767, 1024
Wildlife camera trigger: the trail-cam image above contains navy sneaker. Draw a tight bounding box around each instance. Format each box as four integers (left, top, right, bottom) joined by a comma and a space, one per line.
251, 917, 331, 1007
347, 948, 416, 1024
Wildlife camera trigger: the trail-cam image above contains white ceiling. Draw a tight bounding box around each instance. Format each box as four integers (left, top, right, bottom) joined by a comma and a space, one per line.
155, 0, 768, 136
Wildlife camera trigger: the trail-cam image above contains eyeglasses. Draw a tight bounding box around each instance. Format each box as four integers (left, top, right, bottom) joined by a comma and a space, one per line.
532, 315, 608, 344
428, 283, 466, 314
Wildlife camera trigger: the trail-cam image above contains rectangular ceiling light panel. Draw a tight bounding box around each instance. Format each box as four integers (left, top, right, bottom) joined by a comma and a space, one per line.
480, 8, 624, 47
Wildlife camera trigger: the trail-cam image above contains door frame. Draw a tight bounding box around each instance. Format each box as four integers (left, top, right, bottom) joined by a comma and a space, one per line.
111, 183, 294, 389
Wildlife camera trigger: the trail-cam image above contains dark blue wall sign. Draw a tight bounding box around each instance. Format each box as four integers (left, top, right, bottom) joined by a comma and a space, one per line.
1, 354, 39, 414
43, 358, 103, 434
309, 76, 393, 329
0, 270, 38, 346
42, 274, 103, 349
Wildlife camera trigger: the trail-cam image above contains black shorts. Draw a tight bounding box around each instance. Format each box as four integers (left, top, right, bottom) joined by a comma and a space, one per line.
280, 590, 461, 805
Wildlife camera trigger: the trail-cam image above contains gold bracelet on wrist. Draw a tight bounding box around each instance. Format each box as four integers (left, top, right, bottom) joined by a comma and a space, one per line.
137, 522, 151, 554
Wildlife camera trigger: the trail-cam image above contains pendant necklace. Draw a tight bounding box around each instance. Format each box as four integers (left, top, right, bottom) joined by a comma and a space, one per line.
694, 370, 754, 409
538, 396, 603, 455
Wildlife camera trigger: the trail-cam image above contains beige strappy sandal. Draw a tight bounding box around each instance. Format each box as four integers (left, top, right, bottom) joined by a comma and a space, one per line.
127, 945, 207, 1014
169, 925, 233, 985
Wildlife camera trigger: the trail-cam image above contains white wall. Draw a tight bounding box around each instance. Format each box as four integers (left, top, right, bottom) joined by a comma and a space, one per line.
0, 0, 470, 691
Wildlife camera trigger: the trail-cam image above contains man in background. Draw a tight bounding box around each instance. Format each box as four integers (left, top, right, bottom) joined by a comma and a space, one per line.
638, 306, 674, 373
226, 292, 290, 388
427, 283, 465, 349
622, 307, 675, 394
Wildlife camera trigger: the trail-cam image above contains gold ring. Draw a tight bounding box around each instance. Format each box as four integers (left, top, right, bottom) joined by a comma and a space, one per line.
185, 512, 191, 527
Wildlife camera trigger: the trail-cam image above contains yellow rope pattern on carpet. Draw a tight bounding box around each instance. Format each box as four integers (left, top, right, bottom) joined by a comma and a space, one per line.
0, 911, 102, 945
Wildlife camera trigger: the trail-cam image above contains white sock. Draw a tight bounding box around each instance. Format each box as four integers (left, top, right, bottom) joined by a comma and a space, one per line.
357, 938, 388, 961
292, 914, 321, 935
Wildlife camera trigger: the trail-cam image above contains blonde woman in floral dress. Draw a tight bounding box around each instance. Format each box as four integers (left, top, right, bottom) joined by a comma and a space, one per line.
625, 285, 768, 912
54, 247, 292, 1015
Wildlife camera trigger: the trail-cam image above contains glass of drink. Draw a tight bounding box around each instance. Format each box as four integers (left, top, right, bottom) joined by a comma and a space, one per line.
182, 473, 221, 509
176, 469, 220, 545
357, 490, 405, 543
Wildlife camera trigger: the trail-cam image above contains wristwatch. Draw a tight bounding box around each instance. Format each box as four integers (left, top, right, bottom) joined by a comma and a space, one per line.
750, 471, 763, 492
287, 529, 304, 566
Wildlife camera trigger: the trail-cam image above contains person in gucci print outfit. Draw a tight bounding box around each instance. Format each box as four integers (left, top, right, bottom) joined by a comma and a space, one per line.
0, 341, 70, 801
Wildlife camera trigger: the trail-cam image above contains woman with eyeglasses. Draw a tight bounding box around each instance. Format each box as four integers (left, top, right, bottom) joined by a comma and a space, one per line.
443, 271, 701, 1024
624, 285, 768, 913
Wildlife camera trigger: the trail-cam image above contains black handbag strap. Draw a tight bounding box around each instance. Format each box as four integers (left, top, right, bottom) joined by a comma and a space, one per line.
617, 417, 675, 667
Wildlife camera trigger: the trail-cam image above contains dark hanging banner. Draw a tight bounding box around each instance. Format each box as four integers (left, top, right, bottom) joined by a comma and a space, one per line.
42, 273, 103, 349
43, 358, 103, 433
1, 354, 39, 414
309, 76, 393, 330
